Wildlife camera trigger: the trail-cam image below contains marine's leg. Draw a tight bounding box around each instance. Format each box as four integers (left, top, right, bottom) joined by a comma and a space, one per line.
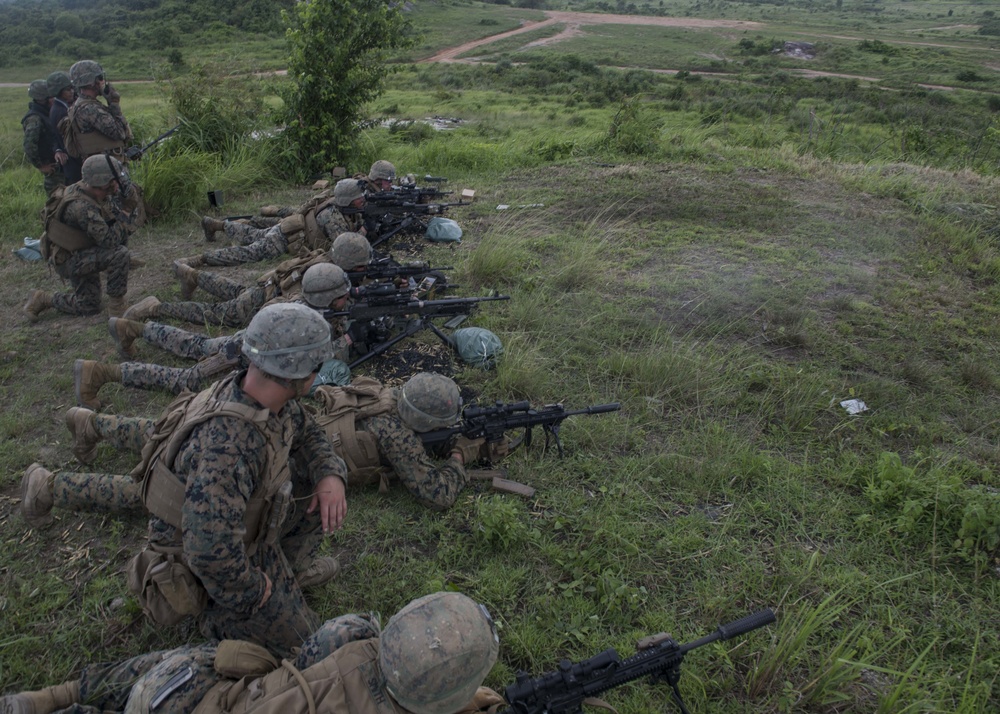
293, 613, 380, 669
190, 270, 249, 302
223, 221, 268, 246
52, 470, 141, 513
155, 287, 266, 328
201, 227, 288, 268
121, 361, 203, 395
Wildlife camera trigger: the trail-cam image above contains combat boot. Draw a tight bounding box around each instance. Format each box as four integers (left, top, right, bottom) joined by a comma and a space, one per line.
23, 290, 53, 323
73, 359, 122, 410
106, 295, 127, 318
129, 254, 146, 269
0, 681, 80, 714
21, 463, 55, 528
175, 255, 206, 270
108, 317, 144, 359
122, 295, 161, 321
65, 407, 102, 465
173, 259, 200, 300
296, 556, 341, 589
201, 216, 224, 242
193, 349, 241, 381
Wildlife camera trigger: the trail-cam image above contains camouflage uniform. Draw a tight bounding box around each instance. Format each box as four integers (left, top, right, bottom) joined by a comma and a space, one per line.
147, 373, 346, 657
359, 412, 469, 510
202, 224, 289, 267
201, 205, 357, 268
50, 184, 131, 316
65, 96, 131, 161
52, 469, 142, 513
47, 614, 378, 714
22, 100, 64, 195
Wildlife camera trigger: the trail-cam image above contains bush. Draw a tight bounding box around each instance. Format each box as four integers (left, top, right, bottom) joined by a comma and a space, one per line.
604, 96, 661, 156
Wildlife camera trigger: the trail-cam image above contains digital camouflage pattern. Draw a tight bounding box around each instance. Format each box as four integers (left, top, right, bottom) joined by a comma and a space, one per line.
49, 184, 132, 315
332, 231, 372, 270
359, 413, 468, 510
52, 614, 378, 714
52, 469, 141, 512
66, 97, 131, 158
143, 321, 243, 361
397, 373, 463, 432
242, 303, 333, 380
380, 592, 499, 714
120, 360, 212, 395
146, 374, 346, 656
199, 223, 289, 267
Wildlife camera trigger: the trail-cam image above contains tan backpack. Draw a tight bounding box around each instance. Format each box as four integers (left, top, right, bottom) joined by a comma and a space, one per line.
311, 377, 397, 489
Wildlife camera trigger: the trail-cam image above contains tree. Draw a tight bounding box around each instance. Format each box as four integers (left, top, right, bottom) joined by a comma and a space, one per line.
282, 0, 413, 176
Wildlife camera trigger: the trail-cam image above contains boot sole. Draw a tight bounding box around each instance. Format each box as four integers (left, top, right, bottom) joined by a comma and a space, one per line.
21, 463, 53, 527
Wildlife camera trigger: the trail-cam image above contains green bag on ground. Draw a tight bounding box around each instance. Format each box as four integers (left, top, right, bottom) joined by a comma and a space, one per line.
426, 217, 462, 243
453, 327, 503, 369
311, 359, 352, 392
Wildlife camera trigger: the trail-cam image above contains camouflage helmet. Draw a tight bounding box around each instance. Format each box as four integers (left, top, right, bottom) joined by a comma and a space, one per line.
300, 263, 350, 308
333, 178, 365, 207
46, 71, 73, 97
69, 60, 104, 89
242, 303, 333, 379
81, 154, 124, 187
380, 592, 499, 714
28, 80, 49, 101
368, 160, 396, 182
397, 373, 461, 432
330, 232, 372, 270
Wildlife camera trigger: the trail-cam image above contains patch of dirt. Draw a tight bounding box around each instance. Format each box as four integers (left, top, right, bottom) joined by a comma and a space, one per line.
419, 10, 762, 64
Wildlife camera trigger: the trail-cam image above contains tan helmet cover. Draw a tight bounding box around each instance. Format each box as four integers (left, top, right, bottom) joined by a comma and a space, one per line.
242, 303, 333, 379
333, 178, 365, 207
380, 592, 499, 714
330, 231, 372, 270
301, 263, 350, 308
397, 373, 462, 432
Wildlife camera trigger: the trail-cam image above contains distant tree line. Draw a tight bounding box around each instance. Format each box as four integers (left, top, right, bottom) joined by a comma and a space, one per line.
0, 0, 294, 67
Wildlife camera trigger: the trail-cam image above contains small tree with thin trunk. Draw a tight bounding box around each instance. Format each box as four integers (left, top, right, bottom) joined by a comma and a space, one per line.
282, 0, 413, 177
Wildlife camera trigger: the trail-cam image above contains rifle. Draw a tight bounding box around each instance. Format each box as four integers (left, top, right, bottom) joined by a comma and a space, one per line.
125, 124, 180, 161
502, 609, 776, 714
325, 291, 509, 368
354, 257, 453, 282
419, 400, 621, 460
367, 186, 453, 205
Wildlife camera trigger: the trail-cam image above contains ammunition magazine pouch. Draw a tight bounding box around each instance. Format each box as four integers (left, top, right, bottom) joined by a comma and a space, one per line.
214, 639, 280, 678
257, 250, 330, 296
126, 546, 208, 626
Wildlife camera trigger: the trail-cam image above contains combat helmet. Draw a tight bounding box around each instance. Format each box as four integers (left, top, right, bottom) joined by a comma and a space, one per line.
46, 71, 73, 97
368, 160, 396, 182
380, 592, 499, 714
397, 373, 461, 432
330, 232, 372, 270
242, 303, 333, 379
70, 60, 104, 89
300, 263, 350, 308
333, 178, 365, 207
28, 80, 49, 102
82, 155, 124, 187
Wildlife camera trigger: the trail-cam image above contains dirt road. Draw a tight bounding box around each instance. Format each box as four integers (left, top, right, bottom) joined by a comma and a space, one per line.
418, 11, 762, 63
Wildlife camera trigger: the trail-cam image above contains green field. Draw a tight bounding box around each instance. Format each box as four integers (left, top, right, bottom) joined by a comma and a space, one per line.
1, 1, 999, 711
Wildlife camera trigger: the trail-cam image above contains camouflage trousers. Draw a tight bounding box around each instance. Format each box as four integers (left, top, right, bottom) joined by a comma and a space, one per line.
142, 321, 243, 361
56, 614, 376, 713
52, 471, 141, 513
121, 361, 205, 395
156, 285, 267, 328
198, 224, 288, 268
197, 471, 327, 657
52, 245, 129, 316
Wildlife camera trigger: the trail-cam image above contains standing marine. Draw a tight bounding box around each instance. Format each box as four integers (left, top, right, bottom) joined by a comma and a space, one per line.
21, 79, 63, 195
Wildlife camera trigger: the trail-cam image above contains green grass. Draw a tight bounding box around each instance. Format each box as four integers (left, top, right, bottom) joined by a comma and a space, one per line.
1, 1, 1000, 710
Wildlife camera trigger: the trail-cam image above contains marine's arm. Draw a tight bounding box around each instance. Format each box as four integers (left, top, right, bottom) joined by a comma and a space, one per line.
75, 100, 131, 142
290, 402, 348, 531
22, 115, 53, 171
179, 418, 270, 614
60, 197, 131, 248
367, 415, 469, 510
